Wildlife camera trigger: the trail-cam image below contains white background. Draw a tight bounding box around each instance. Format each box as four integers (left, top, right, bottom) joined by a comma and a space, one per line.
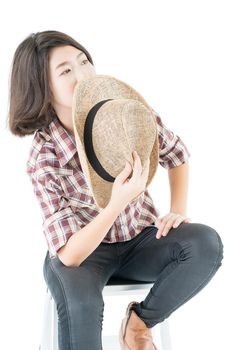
1, 1, 232, 349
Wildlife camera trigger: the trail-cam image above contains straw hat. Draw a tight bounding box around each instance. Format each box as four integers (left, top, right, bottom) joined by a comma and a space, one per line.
72, 74, 159, 209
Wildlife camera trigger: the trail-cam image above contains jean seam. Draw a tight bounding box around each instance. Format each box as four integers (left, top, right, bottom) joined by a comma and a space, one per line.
48, 260, 73, 350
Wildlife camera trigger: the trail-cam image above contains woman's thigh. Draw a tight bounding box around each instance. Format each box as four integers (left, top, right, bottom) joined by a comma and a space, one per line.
113, 222, 224, 282
43, 241, 120, 303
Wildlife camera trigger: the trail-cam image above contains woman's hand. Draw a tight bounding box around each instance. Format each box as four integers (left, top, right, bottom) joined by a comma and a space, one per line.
155, 212, 191, 239
109, 151, 150, 212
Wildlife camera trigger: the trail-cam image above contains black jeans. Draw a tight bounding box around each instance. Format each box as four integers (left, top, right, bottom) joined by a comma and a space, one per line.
43, 222, 224, 350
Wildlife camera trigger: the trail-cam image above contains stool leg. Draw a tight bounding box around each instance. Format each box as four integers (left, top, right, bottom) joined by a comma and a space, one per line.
52, 292, 59, 350
39, 287, 59, 350
160, 319, 173, 350
40, 287, 53, 350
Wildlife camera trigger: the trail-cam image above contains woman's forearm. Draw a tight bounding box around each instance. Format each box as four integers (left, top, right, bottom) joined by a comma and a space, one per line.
57, 201, 122, 267
168, 162, 189, 216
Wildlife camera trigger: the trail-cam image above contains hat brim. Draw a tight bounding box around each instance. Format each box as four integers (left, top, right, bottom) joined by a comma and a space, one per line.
72, 74, 159, 208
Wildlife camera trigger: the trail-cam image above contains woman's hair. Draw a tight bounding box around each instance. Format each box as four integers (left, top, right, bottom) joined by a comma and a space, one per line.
7, 30, 94, 137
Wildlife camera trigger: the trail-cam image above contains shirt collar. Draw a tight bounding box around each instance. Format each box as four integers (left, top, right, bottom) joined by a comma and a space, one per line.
48, 116, 77, 167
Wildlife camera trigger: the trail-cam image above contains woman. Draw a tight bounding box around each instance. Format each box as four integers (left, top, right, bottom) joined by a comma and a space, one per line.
8, 30, 224, 350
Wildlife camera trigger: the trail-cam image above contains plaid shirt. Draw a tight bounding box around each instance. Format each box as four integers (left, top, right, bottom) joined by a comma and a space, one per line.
26, 110, 191, 259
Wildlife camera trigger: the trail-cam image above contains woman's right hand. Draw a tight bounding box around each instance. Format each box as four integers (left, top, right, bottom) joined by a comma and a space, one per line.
109, 150, 150, 211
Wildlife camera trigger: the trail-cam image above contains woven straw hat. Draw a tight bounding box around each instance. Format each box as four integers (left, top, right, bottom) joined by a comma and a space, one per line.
72, 74, 159, 209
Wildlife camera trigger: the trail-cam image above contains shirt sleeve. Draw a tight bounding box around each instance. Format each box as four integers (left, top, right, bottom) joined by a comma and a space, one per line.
151, 109, 191, 169
33, 169, 81, 259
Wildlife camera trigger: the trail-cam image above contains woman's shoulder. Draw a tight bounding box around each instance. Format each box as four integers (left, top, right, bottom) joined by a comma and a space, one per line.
26, 128, 57, 179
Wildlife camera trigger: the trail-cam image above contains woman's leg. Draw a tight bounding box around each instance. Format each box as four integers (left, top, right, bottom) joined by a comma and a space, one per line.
113, 222, 224, 328
43, 243, 118, 350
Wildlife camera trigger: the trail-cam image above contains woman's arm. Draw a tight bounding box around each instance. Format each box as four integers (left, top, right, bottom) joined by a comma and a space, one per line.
57, 201, 122, 267
155, 161, 190, 239
168, 161, 189, 216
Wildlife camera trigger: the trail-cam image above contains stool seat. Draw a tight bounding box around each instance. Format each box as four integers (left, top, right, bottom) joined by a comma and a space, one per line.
104, 276, 154, 295
107, 276, 153, 284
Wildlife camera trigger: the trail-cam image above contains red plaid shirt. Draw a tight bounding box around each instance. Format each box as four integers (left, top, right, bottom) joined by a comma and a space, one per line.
26, 110, 191, 259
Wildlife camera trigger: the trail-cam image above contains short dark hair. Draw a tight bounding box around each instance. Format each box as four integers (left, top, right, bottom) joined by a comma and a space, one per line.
7, 30, 94, 137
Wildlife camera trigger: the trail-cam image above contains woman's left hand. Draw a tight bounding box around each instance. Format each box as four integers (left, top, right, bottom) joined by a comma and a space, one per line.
155, 212, 191, 239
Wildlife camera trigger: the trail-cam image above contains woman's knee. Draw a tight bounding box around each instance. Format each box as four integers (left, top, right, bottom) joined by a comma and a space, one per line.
180, 222, 224, 265
44, 259, 104, 319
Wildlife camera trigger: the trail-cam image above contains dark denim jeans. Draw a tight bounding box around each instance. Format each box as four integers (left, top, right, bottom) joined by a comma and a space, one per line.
43, 222, 224, 350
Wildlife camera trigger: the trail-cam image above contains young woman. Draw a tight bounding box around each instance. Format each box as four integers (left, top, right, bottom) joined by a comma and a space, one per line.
8, 30, 224, 350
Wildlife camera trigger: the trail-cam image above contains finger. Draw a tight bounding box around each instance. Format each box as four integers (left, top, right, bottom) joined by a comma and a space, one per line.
161, 220, 174, 236
166, 214, 187, 231
155, 213, 173, 230
184, 217, 192, 223
156, 220, 168, 238
141, 158, 150, 180
156, 215, 177, 238
172, 214, 190, 228
155, 215, 169, 230
172, 216, 184, 228
117, 161, 132, 184
131, 151, 142, 178
133, 151, 142, 169
157, 213, 174, 226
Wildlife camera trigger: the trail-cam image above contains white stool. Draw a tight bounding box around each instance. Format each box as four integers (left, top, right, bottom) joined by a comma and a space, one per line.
39, 277, 172, 350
